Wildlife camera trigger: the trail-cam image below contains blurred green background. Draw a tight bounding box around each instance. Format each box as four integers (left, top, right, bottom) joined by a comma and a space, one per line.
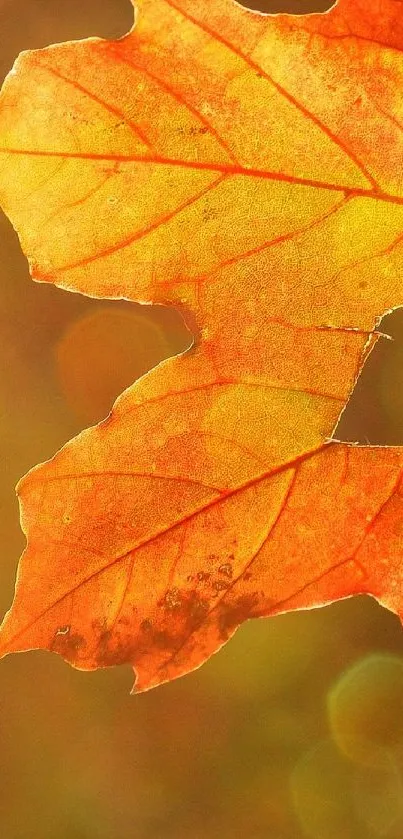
1, 1, 403, 837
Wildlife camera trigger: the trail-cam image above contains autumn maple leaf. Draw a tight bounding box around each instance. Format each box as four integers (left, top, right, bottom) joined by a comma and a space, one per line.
0, 0, 402, 692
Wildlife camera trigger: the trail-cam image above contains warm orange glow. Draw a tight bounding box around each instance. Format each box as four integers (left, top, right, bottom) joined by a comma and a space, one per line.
0, 0, 402, 692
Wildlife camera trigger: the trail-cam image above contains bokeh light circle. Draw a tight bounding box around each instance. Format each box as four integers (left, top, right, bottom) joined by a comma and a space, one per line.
328, 653, 403, 767
55, 307, 172, 426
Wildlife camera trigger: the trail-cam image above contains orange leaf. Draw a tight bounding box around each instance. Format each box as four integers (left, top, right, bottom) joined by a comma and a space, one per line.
0, 0, 403, 691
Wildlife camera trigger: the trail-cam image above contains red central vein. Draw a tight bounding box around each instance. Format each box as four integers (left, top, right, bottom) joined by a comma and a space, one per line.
162, 0, 379, 190
1, 147, 402, 205
0, 444, 330, 652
